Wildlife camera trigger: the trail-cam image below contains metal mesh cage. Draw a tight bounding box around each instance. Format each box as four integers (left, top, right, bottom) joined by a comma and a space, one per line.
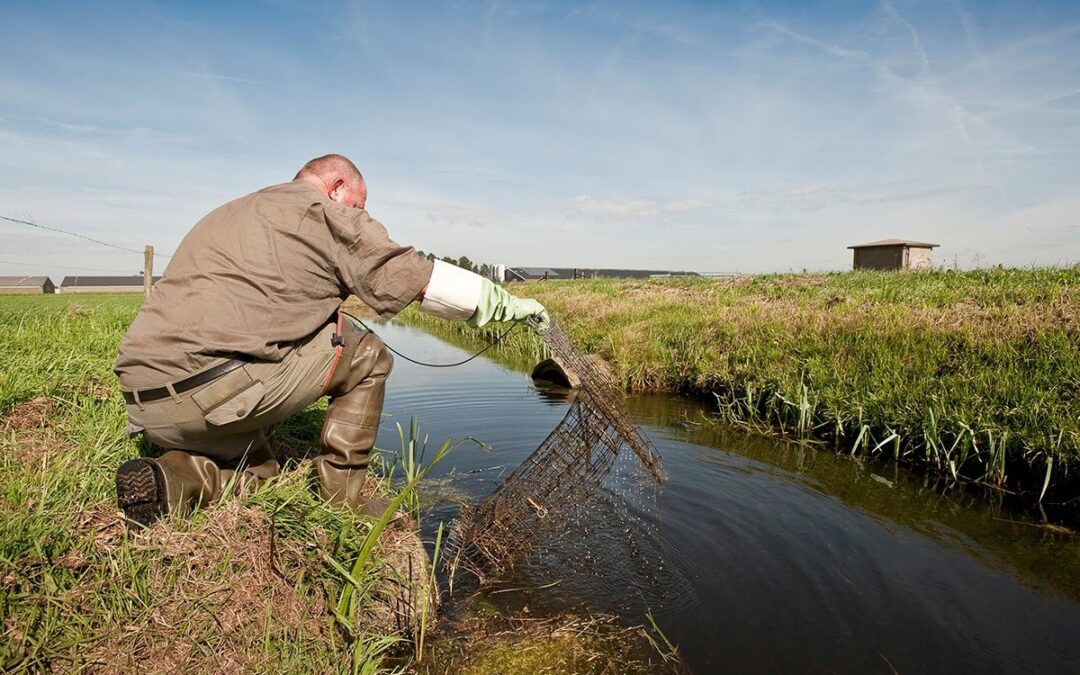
449, 317, 664, 578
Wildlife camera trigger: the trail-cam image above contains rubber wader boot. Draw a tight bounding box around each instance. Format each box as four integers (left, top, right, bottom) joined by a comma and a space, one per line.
116, 435, 278, 528
315, 322, 394, 517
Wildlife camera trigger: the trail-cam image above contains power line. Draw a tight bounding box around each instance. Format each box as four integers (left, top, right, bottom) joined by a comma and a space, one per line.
1, 214, 142, 254
0, 214, 172, 257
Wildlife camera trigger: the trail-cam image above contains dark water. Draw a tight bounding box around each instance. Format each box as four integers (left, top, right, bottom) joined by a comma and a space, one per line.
371, 320, 1080, 674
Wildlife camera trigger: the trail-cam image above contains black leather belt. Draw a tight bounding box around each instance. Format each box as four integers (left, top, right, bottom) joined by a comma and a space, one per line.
122, 359, 248, 404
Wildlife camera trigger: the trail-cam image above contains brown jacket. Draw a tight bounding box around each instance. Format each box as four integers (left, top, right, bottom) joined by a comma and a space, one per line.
115, 180, 432, 388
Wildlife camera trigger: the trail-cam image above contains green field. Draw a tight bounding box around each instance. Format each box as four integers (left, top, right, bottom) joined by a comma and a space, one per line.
399, 267, 1080, 513
0, 294, 444, 673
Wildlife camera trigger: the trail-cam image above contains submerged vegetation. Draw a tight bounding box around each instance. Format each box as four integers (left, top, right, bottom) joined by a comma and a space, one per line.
415, 611, 674, 674
399, 267, 1080, 513
0, 295, 442, 673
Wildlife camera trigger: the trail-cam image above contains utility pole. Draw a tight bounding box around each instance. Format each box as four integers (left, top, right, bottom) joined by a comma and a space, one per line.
143, 245, 154, 298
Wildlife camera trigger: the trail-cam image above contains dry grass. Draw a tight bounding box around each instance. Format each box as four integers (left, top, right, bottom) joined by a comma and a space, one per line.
3, 396, 55, 431
1, 397, 71, 470
88, 500, 332, 674
83, 497, 431, 674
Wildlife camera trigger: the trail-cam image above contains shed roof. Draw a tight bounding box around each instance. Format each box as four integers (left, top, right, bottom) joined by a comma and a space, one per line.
60, 275, 161, 287
506, 267, 699, 280
0, 276, 52, 287
848, 238, 938, 249
546, 267, 698, 279
510, 267, 561, 278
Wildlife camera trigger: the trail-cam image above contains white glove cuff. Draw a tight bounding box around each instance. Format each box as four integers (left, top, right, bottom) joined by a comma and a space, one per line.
419, 259, 484, 321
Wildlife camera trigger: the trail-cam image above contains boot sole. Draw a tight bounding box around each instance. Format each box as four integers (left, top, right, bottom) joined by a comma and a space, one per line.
116, 458, 166, 528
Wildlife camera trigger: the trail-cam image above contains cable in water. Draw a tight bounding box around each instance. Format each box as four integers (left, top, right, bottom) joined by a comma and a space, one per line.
341, 310, 521, 368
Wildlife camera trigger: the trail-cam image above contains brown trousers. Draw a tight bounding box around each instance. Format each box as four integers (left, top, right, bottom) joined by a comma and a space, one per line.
123, 314, 392, 514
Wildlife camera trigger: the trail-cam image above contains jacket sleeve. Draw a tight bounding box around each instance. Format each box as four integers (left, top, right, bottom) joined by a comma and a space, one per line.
328, 207, 433, 318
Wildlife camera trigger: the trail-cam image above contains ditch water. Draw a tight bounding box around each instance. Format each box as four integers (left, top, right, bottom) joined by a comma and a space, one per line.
371, 320, 1080, 674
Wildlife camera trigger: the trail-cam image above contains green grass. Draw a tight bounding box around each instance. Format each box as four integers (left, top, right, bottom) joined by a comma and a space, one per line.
0, 294, 444, 673
398, 267, 1080, 509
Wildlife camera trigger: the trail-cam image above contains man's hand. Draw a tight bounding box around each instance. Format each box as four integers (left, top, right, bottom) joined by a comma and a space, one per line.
467, 280, 550, 330
416, 260, 549, 329
506, 296, 551, 331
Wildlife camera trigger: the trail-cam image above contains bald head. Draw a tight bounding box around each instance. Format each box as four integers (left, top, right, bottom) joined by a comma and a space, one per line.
295, 154, 367, 209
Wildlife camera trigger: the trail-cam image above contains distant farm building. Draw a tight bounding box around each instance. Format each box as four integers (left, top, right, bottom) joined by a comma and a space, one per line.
506, 267, 561, 281
848, 239, 938, 271
0, 276, 55, 294
502, 267, 699, 281
60, 275, 161, 293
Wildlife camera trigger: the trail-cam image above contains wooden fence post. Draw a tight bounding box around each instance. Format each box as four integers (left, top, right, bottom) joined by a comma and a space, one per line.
143, 245, 154, 298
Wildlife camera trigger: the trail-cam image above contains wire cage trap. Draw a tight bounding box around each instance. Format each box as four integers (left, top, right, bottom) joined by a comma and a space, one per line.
448, 316, 664, 578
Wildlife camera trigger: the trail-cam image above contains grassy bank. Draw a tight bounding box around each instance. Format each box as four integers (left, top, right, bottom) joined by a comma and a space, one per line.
398, 267, 1080, 511
0, 295, 439, 673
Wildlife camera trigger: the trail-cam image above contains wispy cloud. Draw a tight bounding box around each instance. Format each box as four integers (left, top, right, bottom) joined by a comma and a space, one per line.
570, 195, 659, 219
733, 179, 986, 212
572, 178, 985, 221
44, 118, 193, 145
880, 0, 930, 70
753, 19, 868, 61
179, 71, 261, 85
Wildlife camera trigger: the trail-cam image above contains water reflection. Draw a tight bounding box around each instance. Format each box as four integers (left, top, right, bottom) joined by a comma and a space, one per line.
532, 381, 577, 407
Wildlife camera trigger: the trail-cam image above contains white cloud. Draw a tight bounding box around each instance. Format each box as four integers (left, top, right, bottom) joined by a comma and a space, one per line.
179, 71, 261, 85
734, 179, 986, 213
665, 197, 714, 213
569, 178, 983, 222
570, 195, 660, 219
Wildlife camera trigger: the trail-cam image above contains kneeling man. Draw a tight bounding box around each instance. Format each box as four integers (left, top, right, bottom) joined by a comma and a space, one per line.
114, 154, 545, 526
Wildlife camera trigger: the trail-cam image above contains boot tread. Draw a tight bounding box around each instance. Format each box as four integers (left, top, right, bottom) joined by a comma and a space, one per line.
116, 458, 165, 528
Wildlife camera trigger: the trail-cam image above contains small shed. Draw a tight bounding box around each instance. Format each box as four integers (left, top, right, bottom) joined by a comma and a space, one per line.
848, 239, 939, 271
60, 275, 161, 293
0, 276, 55, 294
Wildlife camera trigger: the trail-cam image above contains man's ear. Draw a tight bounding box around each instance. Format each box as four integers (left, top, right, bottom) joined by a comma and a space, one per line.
328, 178, 346, 203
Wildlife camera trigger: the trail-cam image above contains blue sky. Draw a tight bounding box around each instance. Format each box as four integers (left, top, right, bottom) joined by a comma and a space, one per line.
1, 0, 1078, 279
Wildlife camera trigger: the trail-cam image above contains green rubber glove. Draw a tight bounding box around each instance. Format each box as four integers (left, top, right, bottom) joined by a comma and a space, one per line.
467, 279, 550, 330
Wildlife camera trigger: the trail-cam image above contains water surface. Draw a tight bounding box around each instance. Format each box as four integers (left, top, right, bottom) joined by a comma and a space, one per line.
371, 320, 1080, 674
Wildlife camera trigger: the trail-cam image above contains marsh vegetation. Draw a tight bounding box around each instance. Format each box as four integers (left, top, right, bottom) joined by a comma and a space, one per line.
398, 267, 1080, 517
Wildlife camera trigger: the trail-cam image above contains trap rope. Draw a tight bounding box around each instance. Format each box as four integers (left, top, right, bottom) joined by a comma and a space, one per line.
345, 311, 522, 368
